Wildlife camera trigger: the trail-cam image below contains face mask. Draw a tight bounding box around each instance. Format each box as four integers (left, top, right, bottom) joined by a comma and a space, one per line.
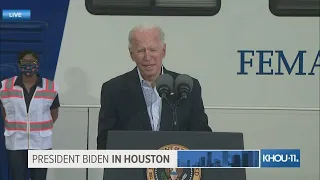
20, 63, 39, 76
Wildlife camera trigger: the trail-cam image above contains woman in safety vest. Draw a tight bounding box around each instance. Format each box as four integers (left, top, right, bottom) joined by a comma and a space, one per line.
0, 50, 60, 180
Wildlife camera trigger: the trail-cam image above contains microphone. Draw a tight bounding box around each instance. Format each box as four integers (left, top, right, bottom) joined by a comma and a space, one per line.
175, 74, 193, 100
156, 74, 178, 131
155, 74, 174, 99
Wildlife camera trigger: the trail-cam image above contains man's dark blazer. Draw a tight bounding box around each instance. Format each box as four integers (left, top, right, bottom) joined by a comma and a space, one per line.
97, 67, 212, 149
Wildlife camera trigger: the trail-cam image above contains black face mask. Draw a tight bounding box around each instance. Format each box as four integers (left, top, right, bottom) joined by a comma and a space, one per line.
20, 63, 39, 76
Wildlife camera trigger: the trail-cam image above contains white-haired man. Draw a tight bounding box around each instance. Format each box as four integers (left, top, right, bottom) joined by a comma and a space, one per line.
97, 24, 212, 149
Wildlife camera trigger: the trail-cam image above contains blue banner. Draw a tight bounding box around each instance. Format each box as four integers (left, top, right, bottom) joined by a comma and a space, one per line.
260, 149, 300, 168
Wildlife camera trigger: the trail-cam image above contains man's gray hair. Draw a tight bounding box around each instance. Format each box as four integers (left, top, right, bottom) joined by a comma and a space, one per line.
128, 24, 165, 49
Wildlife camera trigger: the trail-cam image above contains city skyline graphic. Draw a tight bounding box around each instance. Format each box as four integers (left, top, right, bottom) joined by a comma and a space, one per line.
177, 150, 259, 167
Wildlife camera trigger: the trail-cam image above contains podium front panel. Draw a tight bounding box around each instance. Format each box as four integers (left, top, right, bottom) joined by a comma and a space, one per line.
103, 131, 246, 180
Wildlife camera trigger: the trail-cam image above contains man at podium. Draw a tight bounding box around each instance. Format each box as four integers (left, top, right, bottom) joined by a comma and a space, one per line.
97, 24, 212, 150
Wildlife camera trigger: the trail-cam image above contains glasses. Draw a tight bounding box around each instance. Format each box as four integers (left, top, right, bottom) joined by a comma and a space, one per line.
20, 59, 38, 64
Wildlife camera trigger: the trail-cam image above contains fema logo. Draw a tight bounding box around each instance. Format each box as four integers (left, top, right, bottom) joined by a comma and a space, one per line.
146, 144, 201, 180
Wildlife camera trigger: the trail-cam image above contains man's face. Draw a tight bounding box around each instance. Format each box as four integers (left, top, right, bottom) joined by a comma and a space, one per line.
129, 28, 166, 80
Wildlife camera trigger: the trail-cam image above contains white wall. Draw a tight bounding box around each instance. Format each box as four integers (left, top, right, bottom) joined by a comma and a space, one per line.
50, 0, 320, 179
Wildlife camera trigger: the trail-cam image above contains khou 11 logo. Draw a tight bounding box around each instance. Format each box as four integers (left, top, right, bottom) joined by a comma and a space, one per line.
2, 10, 31, 20
260, 149, 300, 168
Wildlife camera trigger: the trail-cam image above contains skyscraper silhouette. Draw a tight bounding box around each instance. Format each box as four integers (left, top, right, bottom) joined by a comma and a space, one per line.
232, 155, 241, 167
242, 152, 248, 167
200, 157, 206, 167
207, 152, 213, 167
222, 151, 229, 167
187, 160, 190, 167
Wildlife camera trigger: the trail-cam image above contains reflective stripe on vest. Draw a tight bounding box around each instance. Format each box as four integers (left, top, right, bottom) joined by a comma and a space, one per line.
0, 90, 23, 98
0, 77, 23, 99
34, 79, 57, 99
0, 77, 56, 99
5, 119, 53, 131
5, 78, 13, 89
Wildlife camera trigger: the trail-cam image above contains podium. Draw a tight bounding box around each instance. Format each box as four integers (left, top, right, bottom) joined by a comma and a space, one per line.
103, 131, 246, 180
